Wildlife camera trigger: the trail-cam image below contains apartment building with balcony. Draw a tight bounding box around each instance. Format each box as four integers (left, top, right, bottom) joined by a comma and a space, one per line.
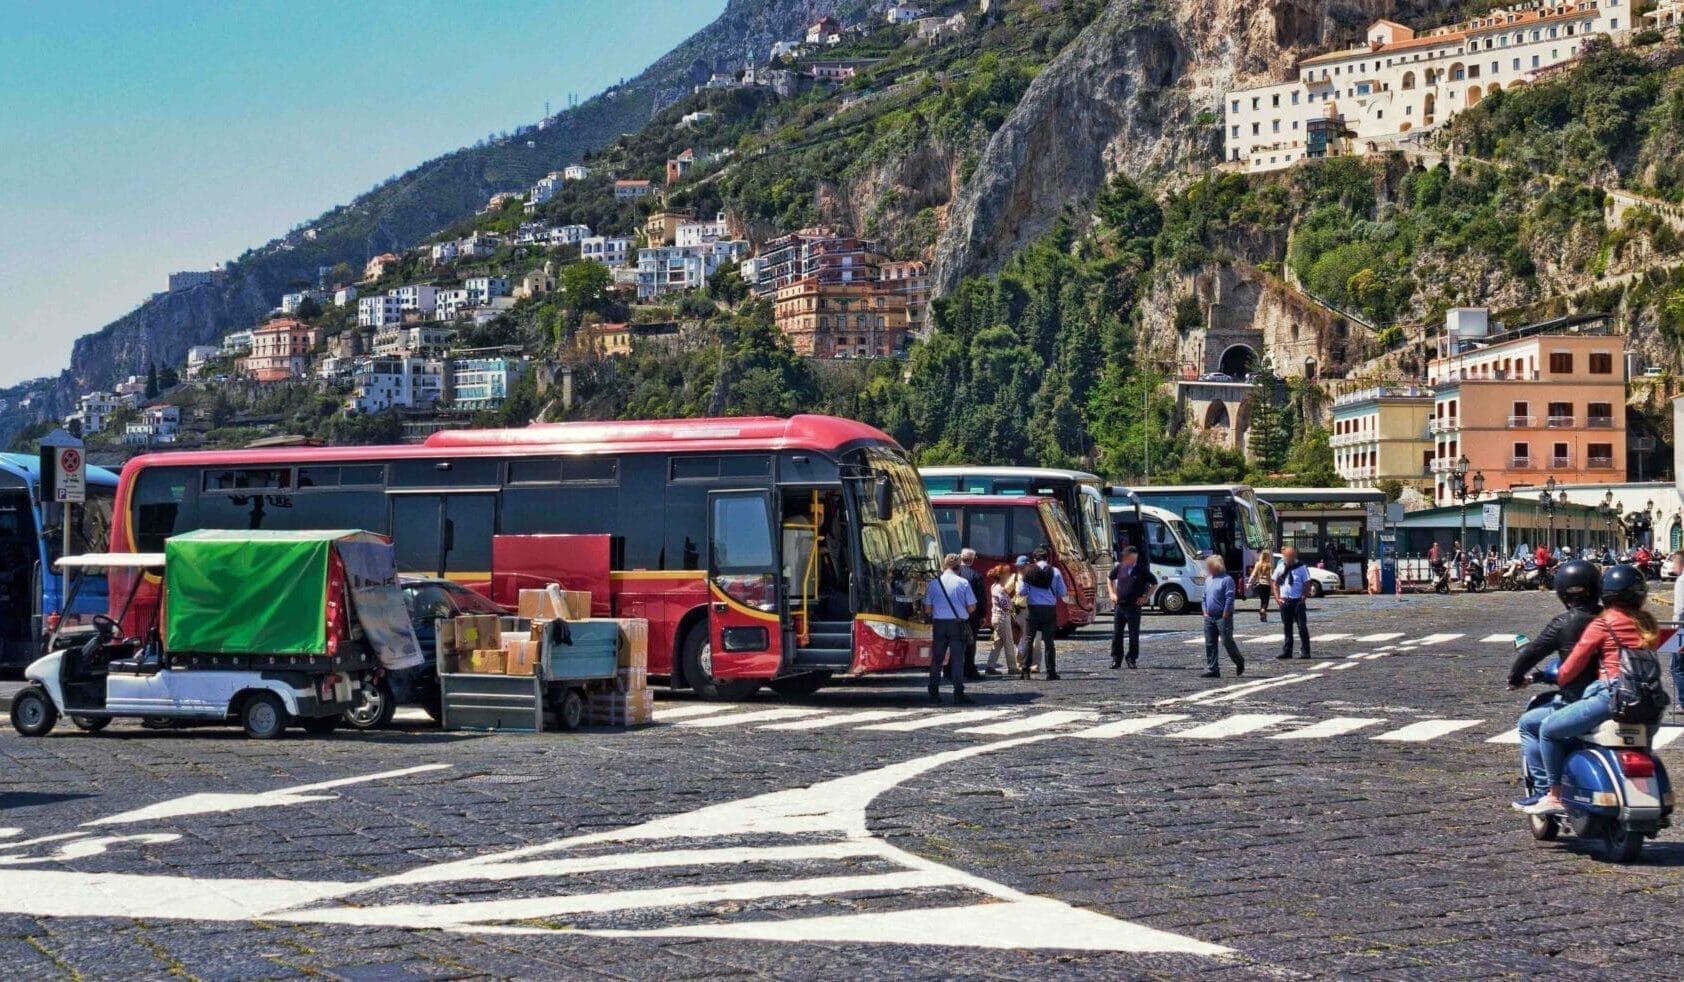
1329, 385, 1434, 488
1425, 310, 1625, 504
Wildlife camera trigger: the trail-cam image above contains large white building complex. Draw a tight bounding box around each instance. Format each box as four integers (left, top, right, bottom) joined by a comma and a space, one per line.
1225, 2, 1631, 172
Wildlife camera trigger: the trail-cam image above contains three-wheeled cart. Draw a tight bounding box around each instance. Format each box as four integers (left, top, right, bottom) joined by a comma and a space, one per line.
439, 618, 620, 732
9, 529, 421, 739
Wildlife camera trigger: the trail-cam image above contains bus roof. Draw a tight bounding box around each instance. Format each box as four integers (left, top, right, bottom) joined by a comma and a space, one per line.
55, 552, 165, 570
0, 452, 119, 485
1108, 502, 1184, 522
1124, 484, 1255, 495
919, 466, 1100, 482
928, 494, 1056, 507
1256, 487, 1386, 505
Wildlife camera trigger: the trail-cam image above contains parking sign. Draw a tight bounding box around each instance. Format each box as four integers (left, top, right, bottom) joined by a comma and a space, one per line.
55, 447, 85, 503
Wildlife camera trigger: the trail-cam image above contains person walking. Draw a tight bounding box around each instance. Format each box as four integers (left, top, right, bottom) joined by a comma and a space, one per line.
1248, 548, 1275, 622
1274, 545, 1313, 660
923, 554, 977, 705
1107, 546, 1156, 669
983, 564, 1019, 677
1017, 548, 1070, 681
1200, 555, 1246, 679
1008, 555, 1034, 673
957, 548, 986, 681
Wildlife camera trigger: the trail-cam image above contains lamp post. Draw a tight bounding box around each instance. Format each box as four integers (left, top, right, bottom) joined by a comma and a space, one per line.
1495, 488, 1513, 556
1598, 491, 1617, 555
1541, 476, 1561, 551
1449, 455, 1482, 565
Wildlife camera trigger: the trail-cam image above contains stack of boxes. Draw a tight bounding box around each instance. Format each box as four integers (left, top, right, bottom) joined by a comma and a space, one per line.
588, 617, 652, 727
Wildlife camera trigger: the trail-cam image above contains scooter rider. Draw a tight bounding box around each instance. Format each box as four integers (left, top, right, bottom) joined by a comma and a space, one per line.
1507, 559, 1602, 809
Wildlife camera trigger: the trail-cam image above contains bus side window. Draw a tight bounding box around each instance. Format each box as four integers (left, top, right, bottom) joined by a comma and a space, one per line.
933, 507, 963, 555
133, 468, 192, 552
1145, 520, 1185, 567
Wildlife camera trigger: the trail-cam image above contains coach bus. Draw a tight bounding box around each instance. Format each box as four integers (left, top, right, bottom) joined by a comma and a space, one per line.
918, 467, 1115, 612
109, 416, 941, 700
929, 494, 1095, 634
0, 453, 119, 669
1115, 484, 1267, 577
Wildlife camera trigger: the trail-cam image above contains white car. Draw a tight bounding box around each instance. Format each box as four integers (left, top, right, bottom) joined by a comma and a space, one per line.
1306, 566, 1342, 597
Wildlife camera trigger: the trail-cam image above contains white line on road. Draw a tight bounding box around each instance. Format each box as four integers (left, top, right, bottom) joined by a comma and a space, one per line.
1069, 715, 1191, 739
1653, 727, 1683, 749
758, 710, 921, 731
1196, 674, 1322, 704
676, 708, 828, 728
84, 764, 453, 827
1328, 662, 1360, 671
1356, 633, 1404, 642
1167, 714, 1298, 739
1270, 717, 1386, 740
856, 710, 1014, 732
1372, 719, 1484, 742
956, 711, 1096, 735
652, 704, 737, 721
1406, 633, 1464, 646
1314, 633, 1353, 641
1480, 633, 1519, 643
1485, 730, 1522, 744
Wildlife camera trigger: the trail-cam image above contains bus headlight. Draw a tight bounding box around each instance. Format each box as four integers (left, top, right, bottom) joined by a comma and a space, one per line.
862, 619, 905, 641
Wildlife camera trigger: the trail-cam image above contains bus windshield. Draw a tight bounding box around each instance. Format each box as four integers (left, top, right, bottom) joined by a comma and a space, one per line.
1231, 487, 1266, 551
1038, 502, 1084, 559
855, 447, 941, 616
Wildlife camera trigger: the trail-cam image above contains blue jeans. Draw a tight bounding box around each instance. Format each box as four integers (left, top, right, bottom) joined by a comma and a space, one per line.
1517, 700, 1559, 792
1539, 680, 1612, 786
1203, 614, 1242, 673
1672, 648, 1684, 712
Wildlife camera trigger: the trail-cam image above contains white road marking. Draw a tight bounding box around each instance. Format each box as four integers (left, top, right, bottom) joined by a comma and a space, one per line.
1480, 633, 1519, 643
1328, 662, 1360, 671
1485, 730, 1523, 744
956, 711, 1096, 735
1167, 714, 1298, 739
856, 709, 1014, 732
1356, 633, 1404, 642
1069, 715, 1190, 739
1406, 633, 1464, 646
1372, 719, 1484, 742
758, 710, 921, 730
84, 764, 452, 827
1242, 635, 1280, 644
1157, 674, 1313, 707
652, 704, 737, 721
1653, 727, 1683, 749
1195, 674, 1321, 704
676, 708, 828, 728
1314, 633, 1353, 641
1270, 717, 1385, 740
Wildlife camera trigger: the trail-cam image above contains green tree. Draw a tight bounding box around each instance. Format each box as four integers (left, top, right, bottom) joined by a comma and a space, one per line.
328, 261, 356, 286
144, 362, 159, 399
159, 364, 179, 389
560, 261, 612, 315
294, 296, 324, 321
1284, 426, 1342, 487
1244, 363, 1290, 472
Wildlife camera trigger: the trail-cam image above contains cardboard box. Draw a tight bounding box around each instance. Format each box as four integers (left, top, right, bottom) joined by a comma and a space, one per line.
586, 687, 654, 727
436, 618, 456, 653
517, 588, 593, 620
614, 618, 649, 668
615, 666, 648, 693
453, 614, 500, 657
504, 639, 538, 677
465, 648, 506, 674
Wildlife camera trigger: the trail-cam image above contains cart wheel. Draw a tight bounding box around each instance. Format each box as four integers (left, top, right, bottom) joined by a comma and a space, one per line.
301, 715, 339, 736
71, 715, 111, 733
241, 692, 288, 740
342, 678, 396, 731
9, 686, 58, 737
557, 688, 585, 731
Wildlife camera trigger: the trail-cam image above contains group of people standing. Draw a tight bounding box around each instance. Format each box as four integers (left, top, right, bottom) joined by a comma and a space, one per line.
923, 549, 1071, 704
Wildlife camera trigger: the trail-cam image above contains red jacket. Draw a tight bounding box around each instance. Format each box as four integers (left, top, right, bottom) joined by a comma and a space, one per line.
1558, 608, 1646, 689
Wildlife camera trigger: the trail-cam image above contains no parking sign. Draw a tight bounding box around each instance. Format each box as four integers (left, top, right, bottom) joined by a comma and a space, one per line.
54, 446, 85, 503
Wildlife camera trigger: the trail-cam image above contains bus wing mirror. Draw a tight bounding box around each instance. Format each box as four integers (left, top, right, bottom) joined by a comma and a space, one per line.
874, 477, 894, 521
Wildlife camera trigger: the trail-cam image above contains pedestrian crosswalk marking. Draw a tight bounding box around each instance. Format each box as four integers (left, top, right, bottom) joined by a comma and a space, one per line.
1269, 717, 1385, 740
857, 709, 1013, 732
1373, 719, 1484, 742
1356, 632, 1404, 642
1328, 661, 1359, 671
1071, 715, 1190, 739
1486, 730, 1522, 744
1407, 633, 1464, 645
1481, 633, 1519, 643
957, 711, 1096, 735
1196, 673, 1321, 705
1167, 714, 1298, 739
758, 710, 921, 731
677, 708, 827, 728
1314, 633, 1353, 641
1654, 727, 1683, 749
653, 704, 737, 721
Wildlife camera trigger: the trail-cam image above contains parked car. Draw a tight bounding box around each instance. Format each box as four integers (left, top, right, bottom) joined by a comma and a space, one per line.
343, 576, 508, 729
1198, 372, 1234, 383
1306, 566, 1341, 597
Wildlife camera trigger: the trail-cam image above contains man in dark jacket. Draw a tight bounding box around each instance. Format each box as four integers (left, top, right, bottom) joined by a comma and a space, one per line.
1108, 546, 1157, 669
957, 548, 986, 680
1508, 559, 1602, 809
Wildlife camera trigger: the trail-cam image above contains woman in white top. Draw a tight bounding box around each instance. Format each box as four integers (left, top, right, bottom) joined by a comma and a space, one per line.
984, 564, 1019, 675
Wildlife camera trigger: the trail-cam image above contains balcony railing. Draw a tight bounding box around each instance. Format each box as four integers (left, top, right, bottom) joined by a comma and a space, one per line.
1428, 417, 1460, 433
1507, 415, 1535, 428
1546, 415, 1575, 428
1549, 456, 1573, 469
1510, 456, 1534, 469
1588, 455, 1616, 469
1586, 416, 1616, 429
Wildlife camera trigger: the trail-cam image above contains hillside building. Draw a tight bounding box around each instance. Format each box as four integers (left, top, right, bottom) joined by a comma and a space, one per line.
773, 278, 911, 359
581, 235, 633, 267
1225, 3, 1628, 172
243, 318, 318, 382
347, 356, 446, 414
167, 269, 225, 292
121, 406, 180, 446
644, 209, 696, 247
634, 241, 749, 300
563, 164, 591, 181
373, 323, 455, 357
1331, 386, 1434, 489
363, 253, 401, 281
879, 259, 930, 338
451, 357, 525, 411
614, 179, 656, 201
184, 345, 222, 378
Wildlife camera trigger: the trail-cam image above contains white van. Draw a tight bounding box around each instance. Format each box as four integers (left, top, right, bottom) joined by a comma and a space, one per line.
1109, 503, 1206, 614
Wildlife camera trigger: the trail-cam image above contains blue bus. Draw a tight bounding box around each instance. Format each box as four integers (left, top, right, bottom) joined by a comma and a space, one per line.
0, 453, 119, 668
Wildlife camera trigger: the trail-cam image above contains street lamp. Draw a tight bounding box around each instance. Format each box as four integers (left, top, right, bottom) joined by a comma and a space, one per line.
1598, 491, 1617, 554
1495, 488, 1513, 556
1541, 476, 1562, 550
1450, 456, 1482, 564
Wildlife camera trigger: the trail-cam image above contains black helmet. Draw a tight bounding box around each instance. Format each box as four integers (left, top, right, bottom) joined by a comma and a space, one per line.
1554, 559, 1601, 606
1600, 563, 1648, 608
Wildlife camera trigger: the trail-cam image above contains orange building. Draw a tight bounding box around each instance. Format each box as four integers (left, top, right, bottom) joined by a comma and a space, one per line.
243, 318, 319, 381
1427, 312, 1625, 505
773, 278, 910, 358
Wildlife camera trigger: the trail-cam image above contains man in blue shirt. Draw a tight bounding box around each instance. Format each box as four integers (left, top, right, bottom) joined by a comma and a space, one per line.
923, 553, 977, 704
1273, 545, 1313, 660
1201, 555, 1246, 678
1016, 547, 1071, 681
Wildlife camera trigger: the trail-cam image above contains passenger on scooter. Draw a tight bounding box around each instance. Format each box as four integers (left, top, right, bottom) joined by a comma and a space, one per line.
1507, 559, 1602, 810
1525, 565, 1660, 816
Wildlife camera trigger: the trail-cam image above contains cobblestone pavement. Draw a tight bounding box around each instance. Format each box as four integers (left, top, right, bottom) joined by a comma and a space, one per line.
3, 591, 1683, 979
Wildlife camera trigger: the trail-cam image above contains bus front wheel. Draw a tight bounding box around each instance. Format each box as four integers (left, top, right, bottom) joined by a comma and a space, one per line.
680, 624, 763, 702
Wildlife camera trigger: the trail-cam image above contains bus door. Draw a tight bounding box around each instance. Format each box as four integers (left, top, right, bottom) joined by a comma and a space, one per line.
388, 493, 496, 584
0, 485, 36, 662
706, 490, 785, 680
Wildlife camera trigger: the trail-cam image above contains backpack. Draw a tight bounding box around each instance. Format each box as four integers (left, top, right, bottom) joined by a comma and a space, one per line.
1023, 564, 1054, 590
1603, 620, 1672, 724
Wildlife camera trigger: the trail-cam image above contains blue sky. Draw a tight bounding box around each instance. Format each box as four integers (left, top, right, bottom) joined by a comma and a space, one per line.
0, 0, 725, 386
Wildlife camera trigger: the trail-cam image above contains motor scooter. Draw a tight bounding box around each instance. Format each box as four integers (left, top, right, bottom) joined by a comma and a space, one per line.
1518, 655, 1675, 862
1465, 561, 1486, 593
1430, 561, 1451, 594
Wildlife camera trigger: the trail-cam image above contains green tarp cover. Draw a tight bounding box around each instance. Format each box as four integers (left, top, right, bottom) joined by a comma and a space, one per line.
164, 529, 374, 656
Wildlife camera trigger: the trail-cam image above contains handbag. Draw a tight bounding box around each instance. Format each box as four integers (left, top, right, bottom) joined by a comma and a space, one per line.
936, 574, 976, 648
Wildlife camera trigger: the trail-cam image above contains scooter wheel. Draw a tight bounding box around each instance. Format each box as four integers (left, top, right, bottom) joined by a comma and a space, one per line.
1529, 814, 1560, 841
9, 686, 58, 737
1604, 823, 1644, 863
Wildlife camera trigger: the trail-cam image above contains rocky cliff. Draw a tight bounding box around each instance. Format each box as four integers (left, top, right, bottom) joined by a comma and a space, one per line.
931, 0, 1471, 295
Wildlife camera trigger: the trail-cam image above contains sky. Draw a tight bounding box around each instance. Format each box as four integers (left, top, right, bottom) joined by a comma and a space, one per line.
0, 0, 726, 387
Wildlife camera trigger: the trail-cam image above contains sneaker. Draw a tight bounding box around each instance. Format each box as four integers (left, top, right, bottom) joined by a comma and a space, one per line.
954, 692, 975, 705
1126, 659, 1137, 669
1200, 670, 1221, 679
1510, 793, 1544, 811
1523, 794, 1567, 816
1233, 656, 1245, 677
1275, 653, 1293, 660
984, 668, 1003, 677
1110, 660, 1122, 670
